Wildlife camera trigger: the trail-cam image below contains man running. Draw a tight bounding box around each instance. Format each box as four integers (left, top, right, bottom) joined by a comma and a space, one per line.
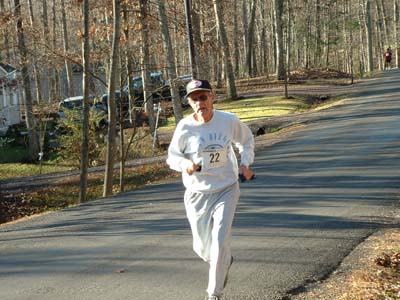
167, 79, 255, 300
384, 47, 392, 70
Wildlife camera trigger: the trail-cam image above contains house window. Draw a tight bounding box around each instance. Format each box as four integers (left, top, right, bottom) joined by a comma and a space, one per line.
5, 91, 10, 107
12, 92, 18, 106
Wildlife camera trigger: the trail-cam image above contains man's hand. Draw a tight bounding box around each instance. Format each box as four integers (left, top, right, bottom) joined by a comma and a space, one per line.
239, 165, 255, 181
183, 160, 201, 175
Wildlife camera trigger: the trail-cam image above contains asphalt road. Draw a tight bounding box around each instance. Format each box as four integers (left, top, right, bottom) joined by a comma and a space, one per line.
1, 70, 400, 300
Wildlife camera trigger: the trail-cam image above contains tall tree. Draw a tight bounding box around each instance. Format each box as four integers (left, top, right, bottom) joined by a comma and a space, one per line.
273, 0, 285, 80
103, 0, 121, 197
284, 0, 292, 98
245, 0, 257, 77
315, 0, 322, 66
366, 0, 374, 71
259, 2, 268, 75
242, 0, 248, 70
156, 0, 183, 124
14, 0, 39, 162
52, 0, 60, 101
212, 0, 237, 100
41, 0, 56, 102
27, 0, 43, 102
79, 0, 90, 203
139, 0, 156, 135
61, 0, 75, 97
394, 0, 399, 68
122, 3, 135, 125
191, 1, 204, 78
378, 0, 390, 46
233, 0, 240, 76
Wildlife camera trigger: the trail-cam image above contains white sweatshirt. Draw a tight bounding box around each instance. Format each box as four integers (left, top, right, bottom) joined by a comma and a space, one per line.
167, 110, 254, 193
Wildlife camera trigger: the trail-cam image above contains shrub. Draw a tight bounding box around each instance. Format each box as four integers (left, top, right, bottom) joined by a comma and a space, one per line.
56, 109, 106, 168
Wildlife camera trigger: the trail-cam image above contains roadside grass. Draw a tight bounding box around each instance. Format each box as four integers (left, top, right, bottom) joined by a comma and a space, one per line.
0, 94, 313, 181
0, 142, 75, 180
214, 96, 309, 121
0, 162, 74, 180
0, 162, 179, 224
159, 95, 309, 133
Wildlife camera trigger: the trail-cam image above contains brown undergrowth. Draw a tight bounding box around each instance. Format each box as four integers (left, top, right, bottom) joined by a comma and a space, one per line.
0, 162, 179, 224
291, 229, 400, 300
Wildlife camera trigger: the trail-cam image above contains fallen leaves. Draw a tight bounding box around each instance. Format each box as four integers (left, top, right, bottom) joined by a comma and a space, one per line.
375, 252, 400, 269
290, 229, 400, 300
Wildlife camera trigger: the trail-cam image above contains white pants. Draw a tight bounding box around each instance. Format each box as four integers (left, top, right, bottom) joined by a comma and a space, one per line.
184, 182, 240, 297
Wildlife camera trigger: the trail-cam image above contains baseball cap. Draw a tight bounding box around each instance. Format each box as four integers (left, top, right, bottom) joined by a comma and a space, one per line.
185, 79, 212, 98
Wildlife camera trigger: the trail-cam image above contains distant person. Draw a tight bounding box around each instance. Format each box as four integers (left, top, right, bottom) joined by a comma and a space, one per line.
167, 79, 255, 300
384, 47, 392, 70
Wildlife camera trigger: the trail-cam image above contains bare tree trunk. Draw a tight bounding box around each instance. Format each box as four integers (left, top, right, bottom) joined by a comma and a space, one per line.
394, 0, 399, 68
375, 1, 384, 70
14, 0, 39, 162
27, 0, 42, 103
242, 0, 248, 69
260, 3, 268, 75
378, 0, 389, 46
79, 0, 90, 203
325, 6, 332, 68
245, 0, 257, 77
191, 2, 205, 78
315, 0, 322, 66
304, 0, 311, 69
103, 0, 121, 197
122, 4, 135, 125
140, 0, 156, 137
61, 0, 75, 97
273, 0, 285, 80
172, 0, 181, 75
156, 0, 183, 124
358, 0, 367, 75
212, 0, 237, 100
366, 0, 374, 72
348, 0, 355, 83
284, 0, 292, 99
233, 0, 240, 76
52, 0, 60, 101
118, 63, 125, 192
42, 0, 56, 102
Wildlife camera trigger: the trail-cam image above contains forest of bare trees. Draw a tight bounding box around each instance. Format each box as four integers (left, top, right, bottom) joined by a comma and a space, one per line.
1, 0, 399, 101
1, 0, 399, 197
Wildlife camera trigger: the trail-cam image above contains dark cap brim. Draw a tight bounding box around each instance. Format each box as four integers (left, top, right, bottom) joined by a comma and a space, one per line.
185, 88, 212, 99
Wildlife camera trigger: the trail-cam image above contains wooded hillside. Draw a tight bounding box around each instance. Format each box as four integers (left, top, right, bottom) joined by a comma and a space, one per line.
1, 0, 399, 102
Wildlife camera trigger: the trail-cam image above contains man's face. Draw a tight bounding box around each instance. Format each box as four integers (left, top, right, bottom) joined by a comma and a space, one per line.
188, 90, 214, 122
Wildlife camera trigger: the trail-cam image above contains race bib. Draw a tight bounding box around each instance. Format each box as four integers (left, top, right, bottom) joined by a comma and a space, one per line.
201, 147, 228, 170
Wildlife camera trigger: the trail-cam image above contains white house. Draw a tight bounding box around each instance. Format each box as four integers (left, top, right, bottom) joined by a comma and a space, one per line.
0, 63, 23, 135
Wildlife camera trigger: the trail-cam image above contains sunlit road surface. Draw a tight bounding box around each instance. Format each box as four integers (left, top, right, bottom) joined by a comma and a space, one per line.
1, 70, 399, 300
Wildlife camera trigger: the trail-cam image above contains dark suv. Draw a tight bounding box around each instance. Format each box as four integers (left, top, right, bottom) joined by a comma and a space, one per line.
100, 73, 192, 114
127, 72, 171, 106
127, 72, 191, 106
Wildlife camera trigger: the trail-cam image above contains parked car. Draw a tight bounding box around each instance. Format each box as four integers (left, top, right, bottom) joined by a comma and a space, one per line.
57, 95, 109, 130
124, 73, 192, 107
96, 90, 130, 121
58, 96, 94, 118
97, 73, 193, 124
